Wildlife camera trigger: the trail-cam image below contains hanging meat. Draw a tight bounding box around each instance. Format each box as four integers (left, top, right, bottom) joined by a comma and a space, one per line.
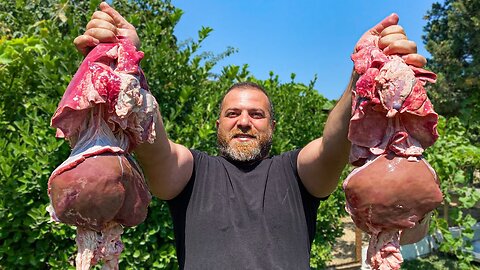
343, 35, 444, 269
47, 37, 157, 270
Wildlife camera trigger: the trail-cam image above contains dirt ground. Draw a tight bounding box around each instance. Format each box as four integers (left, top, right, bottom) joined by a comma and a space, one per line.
328, 200, 480, 269
327, 217, 369, 268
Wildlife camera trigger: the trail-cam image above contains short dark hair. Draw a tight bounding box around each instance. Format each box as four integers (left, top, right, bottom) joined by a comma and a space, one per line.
219, 81, 275, 123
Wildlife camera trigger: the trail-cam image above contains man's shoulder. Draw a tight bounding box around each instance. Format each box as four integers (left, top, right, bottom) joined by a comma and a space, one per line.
189, 148, 213, 157
189, 149, 223, 163
271, 148, 302, 161
268, 148, 303, 174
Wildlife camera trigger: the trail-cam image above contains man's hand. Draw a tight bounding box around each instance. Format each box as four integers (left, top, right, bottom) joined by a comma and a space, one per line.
356, 13, 427, 68
73, 2, 140, 56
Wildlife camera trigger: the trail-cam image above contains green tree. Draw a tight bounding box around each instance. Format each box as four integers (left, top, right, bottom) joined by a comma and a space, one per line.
425, 116, 480, 269
0, 0, 343, 269
0, 0, 94, 267
423, 0, 480, 141
423, 1, 480, 267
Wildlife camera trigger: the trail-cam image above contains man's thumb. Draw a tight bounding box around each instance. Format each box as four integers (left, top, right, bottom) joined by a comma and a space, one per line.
370, 13, 399, 35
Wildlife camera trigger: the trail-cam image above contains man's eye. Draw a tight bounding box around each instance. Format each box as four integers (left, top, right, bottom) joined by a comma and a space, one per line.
251, 112, 264, 119
226, 112, 238, 117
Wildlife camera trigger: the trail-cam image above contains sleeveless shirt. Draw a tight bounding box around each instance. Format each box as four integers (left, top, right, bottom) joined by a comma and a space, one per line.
167, 149, 321, 269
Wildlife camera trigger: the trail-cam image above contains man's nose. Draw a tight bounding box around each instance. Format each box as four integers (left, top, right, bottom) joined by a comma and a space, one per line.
237, 112, 251, 131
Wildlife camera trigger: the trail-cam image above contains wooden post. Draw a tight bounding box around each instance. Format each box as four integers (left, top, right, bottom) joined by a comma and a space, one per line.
355, 226, 363, 262
443, 202, 449, 226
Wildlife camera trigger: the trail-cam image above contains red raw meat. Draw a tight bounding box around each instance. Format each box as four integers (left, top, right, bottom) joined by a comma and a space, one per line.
344, 36, 443, 269
47, 37, 156, 270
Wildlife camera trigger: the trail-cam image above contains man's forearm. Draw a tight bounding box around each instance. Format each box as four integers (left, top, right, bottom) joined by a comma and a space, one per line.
135, 109, 172, 189
134, 108, 193, 200
297, 70, 358, 198
321, 70, 358, 161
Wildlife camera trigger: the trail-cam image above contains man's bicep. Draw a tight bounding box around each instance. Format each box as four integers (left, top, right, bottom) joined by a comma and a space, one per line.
136, 140, 194, 200
171, 142, 195, 192
157, 141, 194, 200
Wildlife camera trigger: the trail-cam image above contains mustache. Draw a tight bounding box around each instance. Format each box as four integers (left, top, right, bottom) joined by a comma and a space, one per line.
229, 130, 257, 139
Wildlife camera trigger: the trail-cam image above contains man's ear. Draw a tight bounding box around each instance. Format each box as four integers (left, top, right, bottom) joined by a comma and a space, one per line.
216, 119, 220, 128
272, 120, 276, 131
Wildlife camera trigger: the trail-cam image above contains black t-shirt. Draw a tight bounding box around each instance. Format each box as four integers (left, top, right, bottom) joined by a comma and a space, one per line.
167, 149, 322, 269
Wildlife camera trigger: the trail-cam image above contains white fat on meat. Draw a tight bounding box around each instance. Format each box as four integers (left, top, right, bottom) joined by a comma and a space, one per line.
75, 222, 124, 270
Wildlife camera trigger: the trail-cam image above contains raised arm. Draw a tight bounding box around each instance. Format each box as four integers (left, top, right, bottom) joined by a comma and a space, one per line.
297, 14, 427, 198
74, 3, 193, 200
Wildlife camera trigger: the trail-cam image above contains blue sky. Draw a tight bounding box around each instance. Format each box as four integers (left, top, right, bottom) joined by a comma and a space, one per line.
172, 0, 442, 100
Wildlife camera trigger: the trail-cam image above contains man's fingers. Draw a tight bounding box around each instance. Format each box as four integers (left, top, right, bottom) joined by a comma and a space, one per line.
99, 2, 135, 30
91, 10, 115, 25
380, 25, 405, 37
84, 28, 118, 44
73, 35, 99, 56
355, 14, 426, 68
378, 33, 407, 49
402, 54, 427, 68
86, 19, 117, 34
383, 40, 417, 55
74, 2, 140, 55
369, 13, 399, 35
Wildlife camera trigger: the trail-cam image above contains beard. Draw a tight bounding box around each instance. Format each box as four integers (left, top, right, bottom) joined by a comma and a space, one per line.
217, 127, 273, 162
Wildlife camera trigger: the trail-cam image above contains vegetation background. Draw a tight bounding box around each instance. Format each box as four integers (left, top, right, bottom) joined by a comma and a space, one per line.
0, 0, 478, 269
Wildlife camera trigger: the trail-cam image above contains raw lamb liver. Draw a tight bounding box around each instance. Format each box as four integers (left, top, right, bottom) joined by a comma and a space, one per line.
49, 153, 150, 232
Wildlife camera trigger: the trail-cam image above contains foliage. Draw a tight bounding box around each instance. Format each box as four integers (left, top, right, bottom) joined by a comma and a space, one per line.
423, 1, 480, 266
0, 0, 343, 269
425, 116, 480, 268
424, 0, 480, 141
0, 1, 89, 267
402, 253, 480, 270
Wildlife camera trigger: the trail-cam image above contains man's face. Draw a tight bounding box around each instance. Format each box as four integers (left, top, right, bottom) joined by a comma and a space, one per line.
217, 87, 275, 162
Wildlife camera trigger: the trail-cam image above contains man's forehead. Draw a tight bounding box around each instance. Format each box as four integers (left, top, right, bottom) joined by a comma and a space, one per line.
221, 87, 269, 108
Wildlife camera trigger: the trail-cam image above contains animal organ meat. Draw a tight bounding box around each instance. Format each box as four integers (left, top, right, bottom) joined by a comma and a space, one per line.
49, 153, 149, 231
343, 35, 443, 269
47, 37, 156, 270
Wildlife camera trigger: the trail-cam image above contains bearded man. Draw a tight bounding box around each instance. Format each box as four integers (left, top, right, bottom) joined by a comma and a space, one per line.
216, 82, 275, 162
75, 3, 429, 269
